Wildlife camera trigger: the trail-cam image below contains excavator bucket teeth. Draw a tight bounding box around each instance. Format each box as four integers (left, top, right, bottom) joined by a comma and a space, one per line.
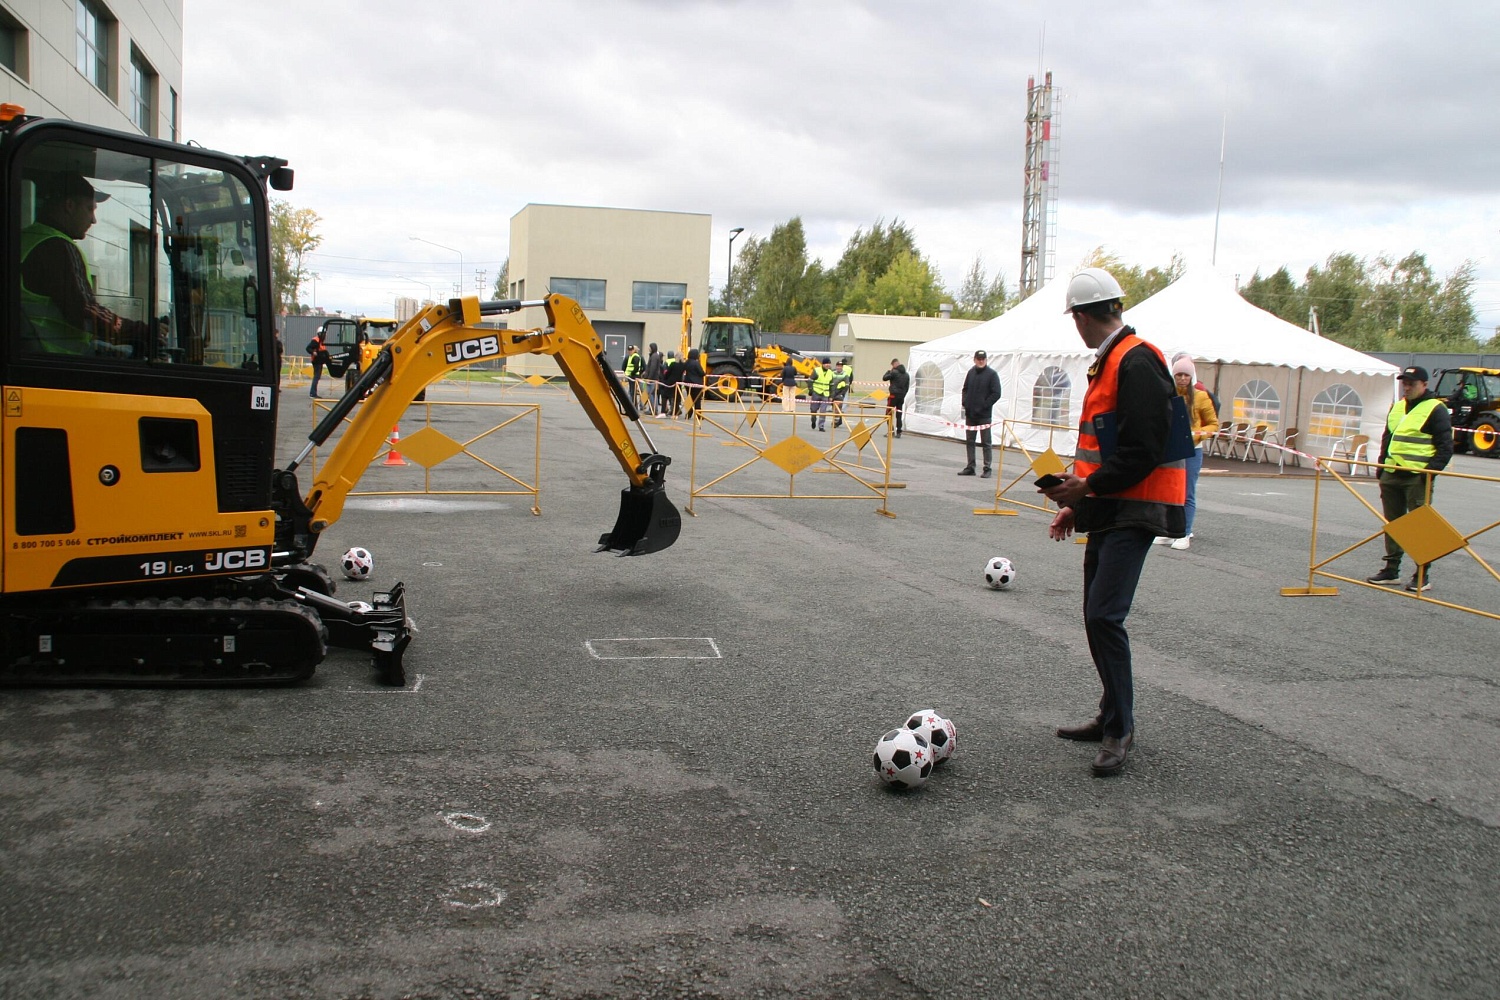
598, 483, 682, 556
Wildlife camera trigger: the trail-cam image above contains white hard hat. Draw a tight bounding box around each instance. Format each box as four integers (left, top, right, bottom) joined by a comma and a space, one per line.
1063, 267, 1125, 313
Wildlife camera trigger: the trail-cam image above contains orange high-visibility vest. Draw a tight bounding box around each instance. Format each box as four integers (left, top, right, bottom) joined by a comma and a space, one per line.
1074, 332, 1187, 506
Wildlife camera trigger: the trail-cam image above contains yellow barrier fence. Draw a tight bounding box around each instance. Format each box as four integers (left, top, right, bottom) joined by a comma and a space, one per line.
666, 395, 896, 518
971, 417, 1072, 518
310, 398, 543, 514
1281, 455, 1500, 620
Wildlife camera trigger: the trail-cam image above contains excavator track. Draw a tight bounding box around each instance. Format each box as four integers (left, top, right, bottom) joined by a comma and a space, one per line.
0, 596, 326, 686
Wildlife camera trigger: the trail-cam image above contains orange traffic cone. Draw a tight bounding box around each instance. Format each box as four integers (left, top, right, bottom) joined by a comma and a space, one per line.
382, 424, 407, 466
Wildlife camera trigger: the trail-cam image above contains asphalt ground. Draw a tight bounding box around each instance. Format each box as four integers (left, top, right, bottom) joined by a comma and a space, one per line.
2, 382, 1497, 999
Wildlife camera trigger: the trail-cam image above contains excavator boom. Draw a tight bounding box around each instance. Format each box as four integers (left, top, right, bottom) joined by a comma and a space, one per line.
280, 293, 680, 558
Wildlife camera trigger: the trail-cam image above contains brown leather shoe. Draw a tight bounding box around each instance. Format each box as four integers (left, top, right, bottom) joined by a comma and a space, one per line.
1091, 730, 1134, 776
1055, 716, 1105, 742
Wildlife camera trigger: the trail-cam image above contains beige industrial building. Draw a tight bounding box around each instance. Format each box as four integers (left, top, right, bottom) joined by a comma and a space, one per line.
829, 312, 983, 390
1, 0, 182, 139
505, 204, 711, 376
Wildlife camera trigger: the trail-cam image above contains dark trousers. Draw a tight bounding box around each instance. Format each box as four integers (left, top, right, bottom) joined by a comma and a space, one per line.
964, 423, 992, 469
809, 396, 829, 429
1082, 527, 1155, 739
309, 359, 325, 396
887, 395, 906, 433
1379, 471, 1434, 574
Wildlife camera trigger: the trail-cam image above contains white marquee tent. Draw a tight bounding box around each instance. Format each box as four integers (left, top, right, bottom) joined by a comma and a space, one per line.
904, 267, 1400, 463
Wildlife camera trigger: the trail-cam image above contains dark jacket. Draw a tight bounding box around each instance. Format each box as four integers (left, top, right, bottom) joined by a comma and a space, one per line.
884, 364, 910, 399
662, 359, 683, 386
1377, 390, 1453, 474
684, 358, 705, 386
961, 364, 1002, 421
644, 350, 665, 383
780, 361, 797, 387
1072, 333, 1186, 538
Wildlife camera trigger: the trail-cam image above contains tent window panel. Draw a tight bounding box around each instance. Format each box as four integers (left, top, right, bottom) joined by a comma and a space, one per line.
1030, 367, 1071, 429
1232, 379, 1281, 430
912, 362, 945, 415
1307, 383, 1363, 455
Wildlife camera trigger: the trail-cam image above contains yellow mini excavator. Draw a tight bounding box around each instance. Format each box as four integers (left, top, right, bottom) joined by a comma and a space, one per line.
0, 108, 679, 687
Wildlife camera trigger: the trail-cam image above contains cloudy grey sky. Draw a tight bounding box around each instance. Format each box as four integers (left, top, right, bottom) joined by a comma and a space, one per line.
185, 0, 1499, 333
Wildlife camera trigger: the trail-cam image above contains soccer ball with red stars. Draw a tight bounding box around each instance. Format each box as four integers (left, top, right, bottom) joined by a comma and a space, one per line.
872, 728, 934, 789
904, 709, 957, 765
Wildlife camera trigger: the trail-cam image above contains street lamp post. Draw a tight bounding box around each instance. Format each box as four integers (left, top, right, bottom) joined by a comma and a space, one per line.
727, 227, 745, 314
409, 236, 464, 298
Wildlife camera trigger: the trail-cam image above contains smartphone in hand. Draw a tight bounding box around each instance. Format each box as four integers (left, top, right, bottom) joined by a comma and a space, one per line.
1034, 473, 1066, 489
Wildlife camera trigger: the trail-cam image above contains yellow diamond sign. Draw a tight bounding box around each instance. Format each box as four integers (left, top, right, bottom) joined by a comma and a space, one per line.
525, 374, 548, 386
1031, 448, 1068, 478
848, 419, 874, 452
1384, 503, 1467, 566
762, 435, 824, 476
394, 427, 465, 468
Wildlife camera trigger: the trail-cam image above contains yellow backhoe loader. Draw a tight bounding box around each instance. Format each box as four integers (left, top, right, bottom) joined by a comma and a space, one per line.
0, 107, 679, 687
679, 299, 846, 398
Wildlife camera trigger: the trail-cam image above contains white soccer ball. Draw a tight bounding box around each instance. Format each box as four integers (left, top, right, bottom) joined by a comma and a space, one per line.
341, 546, 374, 581
872, 728, 934, 789
983, 556, 1015, 590
904, 709, 957, 765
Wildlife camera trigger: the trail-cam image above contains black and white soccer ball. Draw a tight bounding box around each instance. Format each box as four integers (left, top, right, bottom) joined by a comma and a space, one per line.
983, 556, 1015, 590
872, 728, 933, 789
341, 546, 374, 581
904, 709, 957, 765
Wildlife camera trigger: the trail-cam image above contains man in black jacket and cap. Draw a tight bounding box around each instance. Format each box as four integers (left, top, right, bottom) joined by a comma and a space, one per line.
959, 350, 1002, 476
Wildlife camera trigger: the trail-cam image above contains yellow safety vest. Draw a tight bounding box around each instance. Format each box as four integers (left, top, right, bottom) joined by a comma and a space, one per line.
1385, 397, 1442, 470
19, 222, 92, 354
811, 367, 834, 397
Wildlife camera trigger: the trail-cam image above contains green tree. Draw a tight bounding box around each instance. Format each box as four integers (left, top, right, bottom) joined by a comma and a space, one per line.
1241, 266, 1304, 326
1239, 251, 1478, 351
866, 250, 946, 316
744, 218, 828, 334
270, 199, 323, 314
954, 255, 1013, 319
831, 219, 919, 289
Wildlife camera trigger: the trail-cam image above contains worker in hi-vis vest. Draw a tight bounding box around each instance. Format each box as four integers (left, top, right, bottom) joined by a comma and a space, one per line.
1366, 365, 1453, 593
807, 358, 835, 432
20, 171, 164, 358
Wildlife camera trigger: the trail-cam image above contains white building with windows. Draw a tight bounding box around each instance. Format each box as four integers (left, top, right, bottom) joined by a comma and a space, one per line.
1, 0, 181, 140
505, 204, 711, 375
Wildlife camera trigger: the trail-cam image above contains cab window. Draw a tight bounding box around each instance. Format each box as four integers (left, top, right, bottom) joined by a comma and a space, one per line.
14, 138, 266, 369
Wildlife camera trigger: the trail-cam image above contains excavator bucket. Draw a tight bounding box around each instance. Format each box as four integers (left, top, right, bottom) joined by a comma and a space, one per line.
599, 482, 682, 556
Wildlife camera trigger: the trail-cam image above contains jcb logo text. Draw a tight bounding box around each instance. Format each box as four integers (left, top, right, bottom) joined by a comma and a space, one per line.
444, 335, 501, 364
205, 548, 268, 571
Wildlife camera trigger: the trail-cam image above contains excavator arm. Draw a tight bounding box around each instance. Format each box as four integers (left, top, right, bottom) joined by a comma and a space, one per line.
276, 293, 680, 560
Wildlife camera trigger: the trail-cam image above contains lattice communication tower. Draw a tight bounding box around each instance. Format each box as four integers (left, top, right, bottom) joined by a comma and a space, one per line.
1020, 71, 1060, 298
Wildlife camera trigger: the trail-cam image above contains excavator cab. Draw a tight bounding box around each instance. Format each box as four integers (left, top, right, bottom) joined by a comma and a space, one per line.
3, 117, 289, 596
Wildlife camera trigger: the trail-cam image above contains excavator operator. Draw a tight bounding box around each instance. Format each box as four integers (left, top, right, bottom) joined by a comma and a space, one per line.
19, 171, 162, 357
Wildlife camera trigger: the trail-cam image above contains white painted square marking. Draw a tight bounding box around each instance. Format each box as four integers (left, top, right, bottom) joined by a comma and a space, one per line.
585, 638, 722, 660
342, 673, 426, 694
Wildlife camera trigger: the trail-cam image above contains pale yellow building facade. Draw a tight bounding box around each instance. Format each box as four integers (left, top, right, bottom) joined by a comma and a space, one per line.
506, 204, 711, 376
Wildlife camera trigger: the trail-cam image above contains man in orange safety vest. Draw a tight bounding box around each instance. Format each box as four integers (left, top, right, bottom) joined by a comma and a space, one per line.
1039, 267, 1187, 778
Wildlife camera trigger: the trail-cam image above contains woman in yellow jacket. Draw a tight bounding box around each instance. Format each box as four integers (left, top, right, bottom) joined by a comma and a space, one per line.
1154, 354, 1219, 550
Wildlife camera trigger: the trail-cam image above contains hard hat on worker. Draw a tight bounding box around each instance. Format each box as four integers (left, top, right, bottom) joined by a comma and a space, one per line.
1063, 267, 1125, 313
